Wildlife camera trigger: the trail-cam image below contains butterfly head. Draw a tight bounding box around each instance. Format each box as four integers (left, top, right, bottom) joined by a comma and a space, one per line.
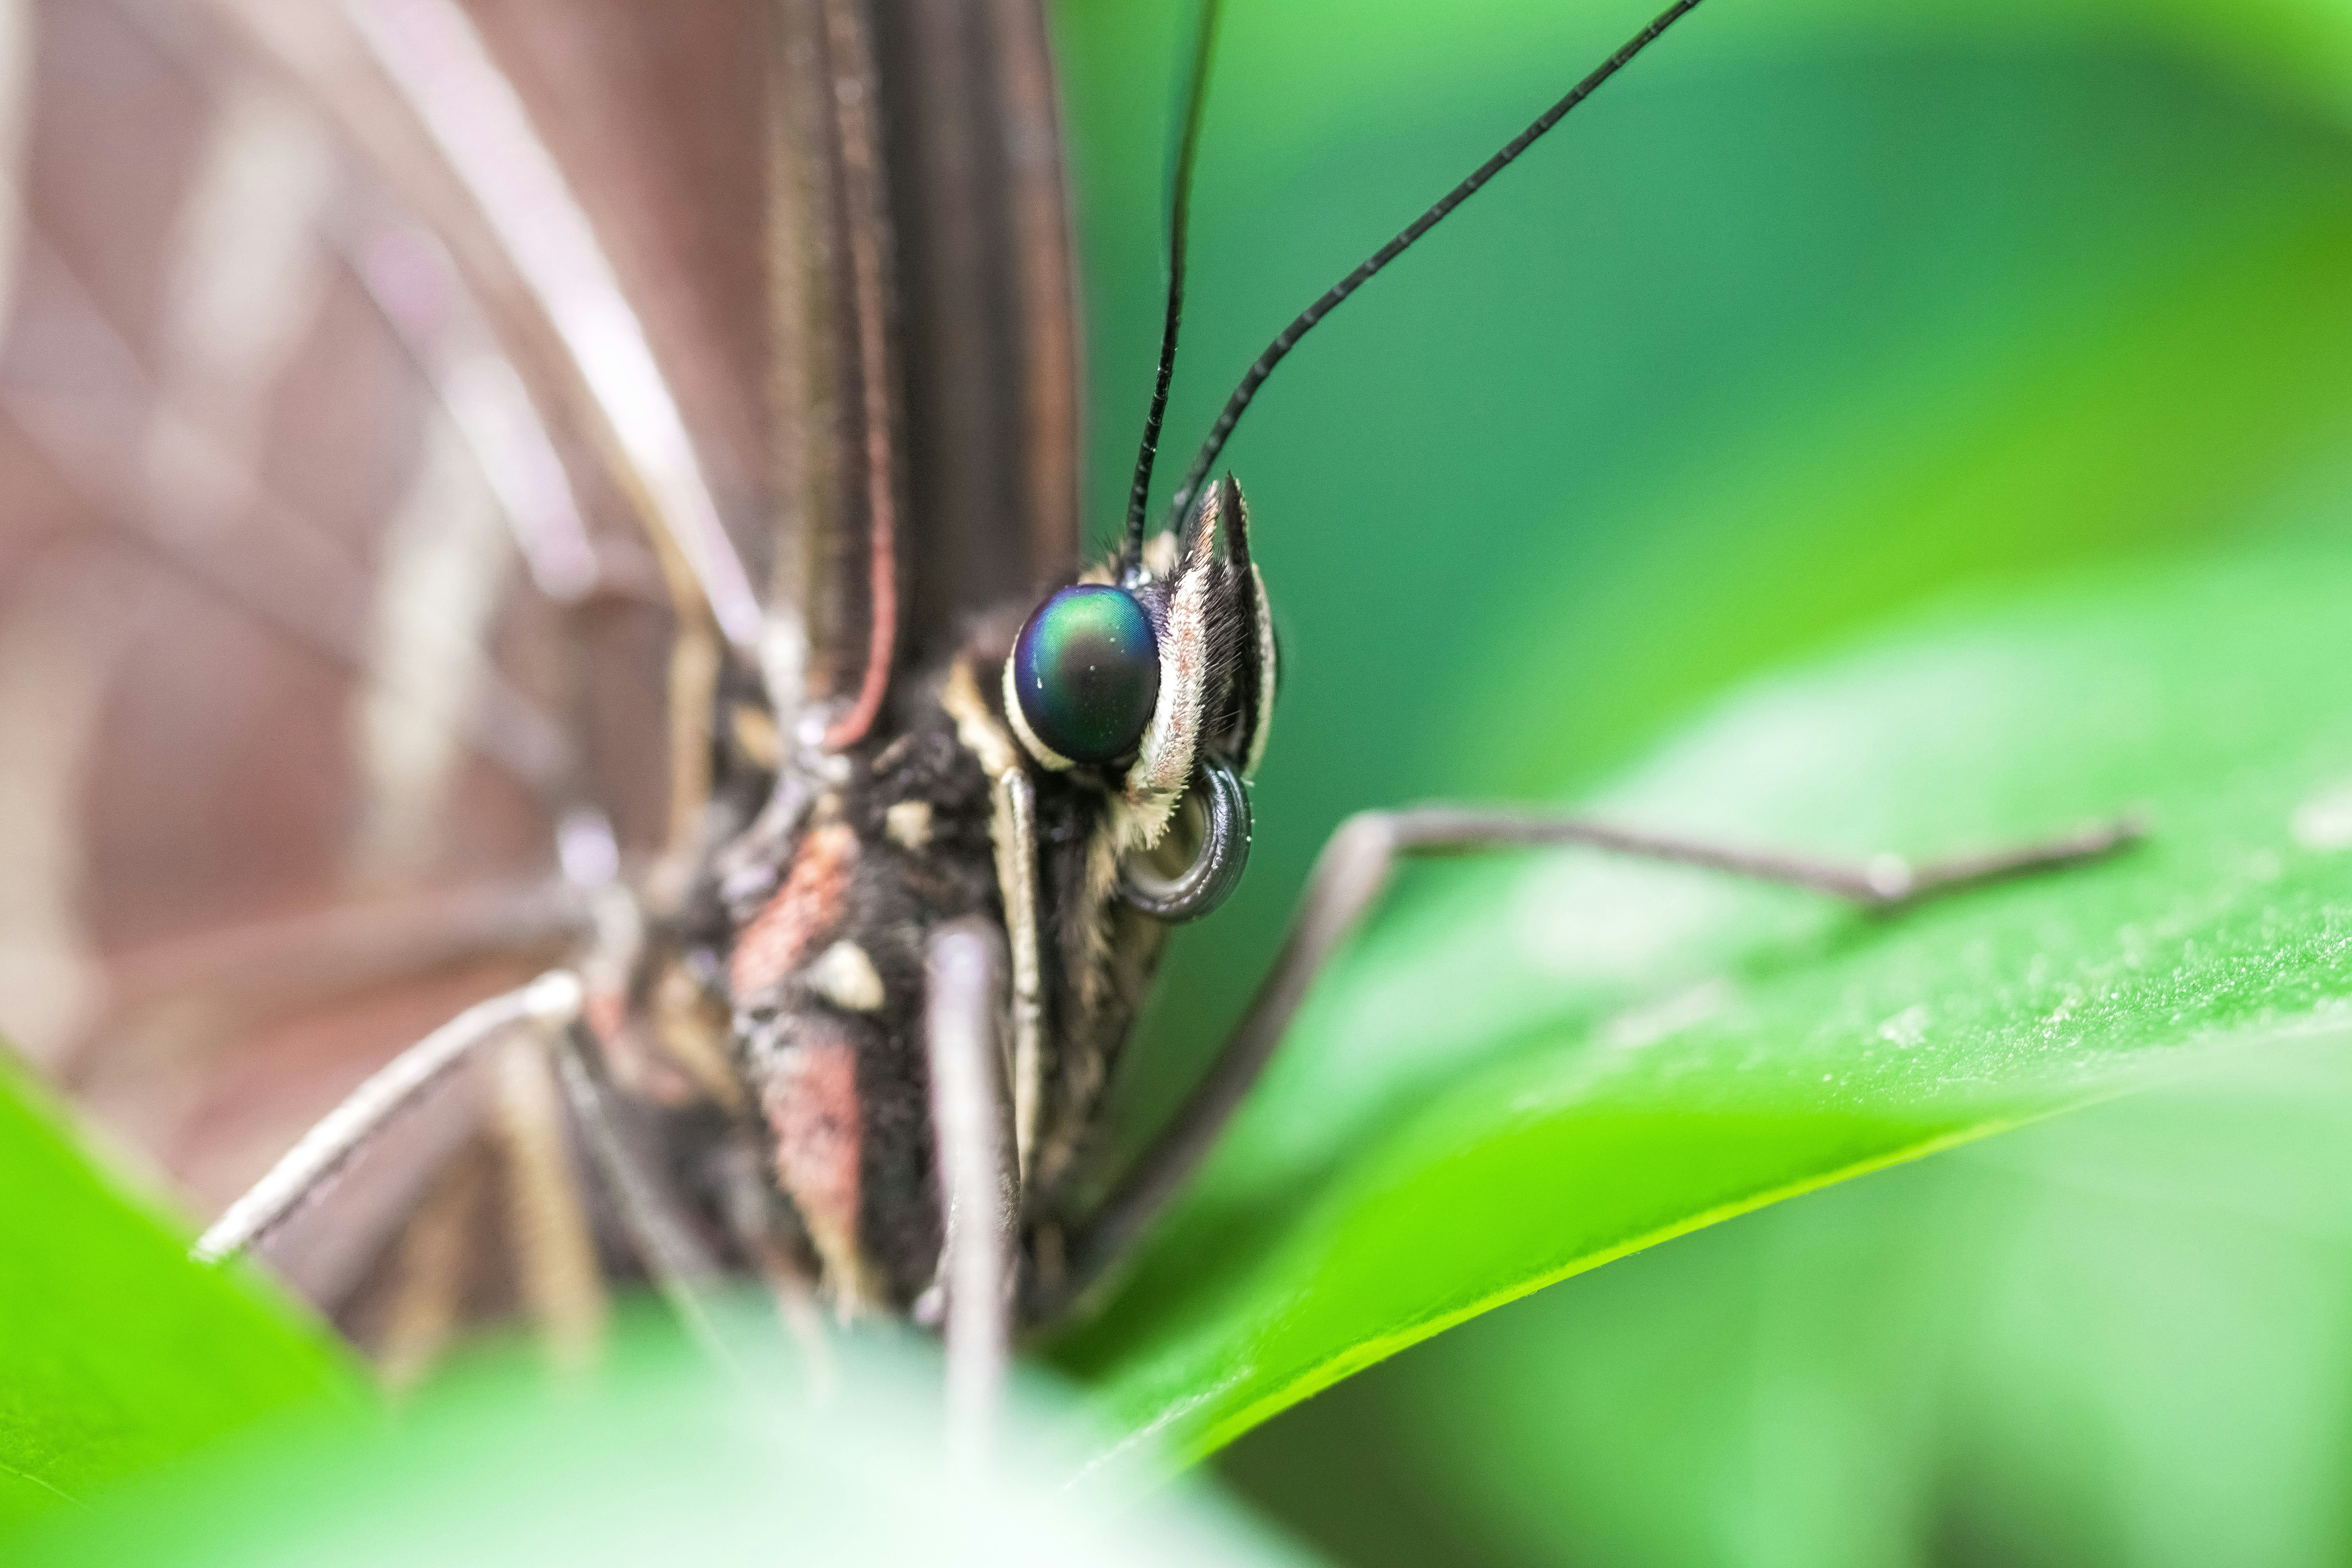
1002, 474, 1274, 919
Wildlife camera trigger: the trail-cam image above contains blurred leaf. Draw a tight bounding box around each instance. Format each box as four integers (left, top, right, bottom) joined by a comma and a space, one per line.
9, 1301, 1320, 1568
0, 1057, 364, 1531
1236, 1045, 2352, 1568
1055, 546, 2352, 1455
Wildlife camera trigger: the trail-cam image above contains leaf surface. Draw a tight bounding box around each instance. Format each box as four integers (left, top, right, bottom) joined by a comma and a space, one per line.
8, 1305, 1316, 1567
1057, 549, 2352, 1456
0, 1060, 364, 1530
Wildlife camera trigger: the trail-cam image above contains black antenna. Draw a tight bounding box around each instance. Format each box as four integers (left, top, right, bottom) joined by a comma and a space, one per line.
1122, 0, 1223, 571
1167, 0, 1708, 520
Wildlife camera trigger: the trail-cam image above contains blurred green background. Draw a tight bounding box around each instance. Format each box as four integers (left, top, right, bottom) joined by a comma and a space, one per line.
1047, 0, 2352, 1561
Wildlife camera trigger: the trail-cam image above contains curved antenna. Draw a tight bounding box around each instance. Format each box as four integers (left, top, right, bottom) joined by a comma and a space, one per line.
1169, 0, 1708, 519
1120, 0, 1224, 570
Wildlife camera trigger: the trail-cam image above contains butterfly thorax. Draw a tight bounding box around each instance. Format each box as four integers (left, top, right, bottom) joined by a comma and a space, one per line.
708, 483, 1272, 1318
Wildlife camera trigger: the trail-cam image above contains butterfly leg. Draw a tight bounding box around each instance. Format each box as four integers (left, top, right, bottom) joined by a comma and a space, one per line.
193, 971, 586, 1264
486, 1030, 608, 1375
923, 919, 1017, 1468
549, 1028, 737, 1361
1043, 804, 2143, 1319
362, 1038, 608, 1389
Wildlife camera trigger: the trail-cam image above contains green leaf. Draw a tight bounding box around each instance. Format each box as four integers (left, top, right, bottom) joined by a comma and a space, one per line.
9, 1302, 1320, 1567
0, 1056, 366, 1530
1220, 1050, 2352, 1568
1054, 546, 2352, 1456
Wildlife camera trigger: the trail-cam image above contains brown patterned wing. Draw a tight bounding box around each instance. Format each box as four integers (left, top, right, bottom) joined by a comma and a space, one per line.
0, 0, 1081, 1355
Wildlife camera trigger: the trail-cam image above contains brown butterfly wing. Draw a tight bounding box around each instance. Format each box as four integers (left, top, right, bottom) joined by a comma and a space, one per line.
0, 0, 1078, 1356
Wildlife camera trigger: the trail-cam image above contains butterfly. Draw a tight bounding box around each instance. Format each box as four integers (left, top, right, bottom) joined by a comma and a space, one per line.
5, 0, 2134, 1426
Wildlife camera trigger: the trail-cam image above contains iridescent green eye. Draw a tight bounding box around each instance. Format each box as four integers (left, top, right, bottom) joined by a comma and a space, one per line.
1010, 585, 1159, 764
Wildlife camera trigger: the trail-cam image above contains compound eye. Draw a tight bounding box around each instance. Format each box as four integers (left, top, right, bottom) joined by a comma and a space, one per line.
1010, 585, 1160, 765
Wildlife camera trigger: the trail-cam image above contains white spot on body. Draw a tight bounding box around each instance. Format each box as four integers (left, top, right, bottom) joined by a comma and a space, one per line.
806, 940, 886, 1013
885, 799, 933, 851
1138, 529, 1180, 581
